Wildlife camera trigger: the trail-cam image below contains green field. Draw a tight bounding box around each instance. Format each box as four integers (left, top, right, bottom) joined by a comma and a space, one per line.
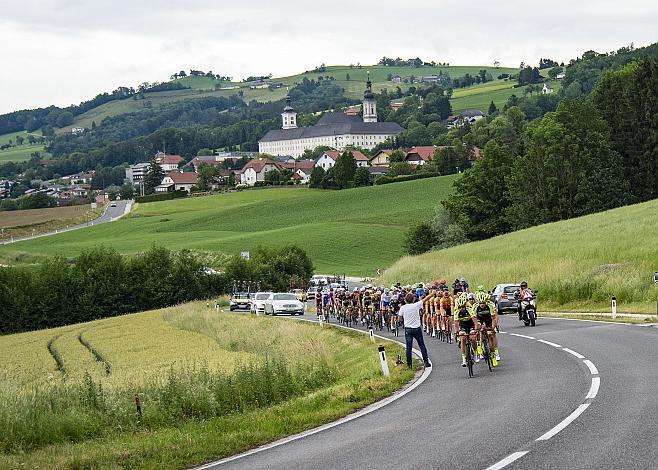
0, 143, 47, 163
70, 64, 518, 129
0, 301, 412, 468
380, 198, 658, 313
0, 178, 456, 275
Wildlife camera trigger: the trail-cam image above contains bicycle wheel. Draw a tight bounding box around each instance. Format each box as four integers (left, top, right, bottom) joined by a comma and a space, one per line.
482, 334, 492, 372
466, 343, 474, 378
446, 320, 452, 344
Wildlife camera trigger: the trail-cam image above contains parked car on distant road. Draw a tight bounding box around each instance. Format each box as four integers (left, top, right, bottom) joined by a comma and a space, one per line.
490, 284, 520, 313
229, 293, 251, 311
110, 202, 117, 207
264, 293, 305, 315
251, 292, 273, 314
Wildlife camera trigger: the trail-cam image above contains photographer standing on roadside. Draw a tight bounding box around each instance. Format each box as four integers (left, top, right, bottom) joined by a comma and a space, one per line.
399, 292, 431, 369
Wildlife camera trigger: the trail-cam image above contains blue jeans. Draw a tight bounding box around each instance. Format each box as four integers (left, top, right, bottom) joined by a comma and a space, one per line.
404, 327, 429, 368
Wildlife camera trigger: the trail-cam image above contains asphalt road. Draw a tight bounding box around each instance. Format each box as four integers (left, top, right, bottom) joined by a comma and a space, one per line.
202, 309, 658, 470
0, 199, 131, 245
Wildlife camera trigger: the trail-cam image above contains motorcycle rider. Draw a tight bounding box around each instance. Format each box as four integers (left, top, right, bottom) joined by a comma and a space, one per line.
514, 281, 535, 321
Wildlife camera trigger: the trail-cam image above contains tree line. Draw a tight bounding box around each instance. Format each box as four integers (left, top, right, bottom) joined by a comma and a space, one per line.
0, 244, 314, 334
404, 57, 658, 255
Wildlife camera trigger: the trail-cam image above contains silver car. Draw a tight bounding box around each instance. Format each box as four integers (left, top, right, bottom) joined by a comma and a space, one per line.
490, 284, 520, 314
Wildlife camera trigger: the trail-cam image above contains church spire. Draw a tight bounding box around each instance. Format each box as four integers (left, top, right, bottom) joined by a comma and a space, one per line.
281, 90, 297, 129
362, 72, 377, 123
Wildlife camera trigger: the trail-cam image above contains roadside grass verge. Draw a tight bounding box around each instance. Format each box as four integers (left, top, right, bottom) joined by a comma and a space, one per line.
0, 177, 456, 275
0, 302, 414, 468
0, 203, 105, 240
539, 313, 658, 325
380, 198, 658, 313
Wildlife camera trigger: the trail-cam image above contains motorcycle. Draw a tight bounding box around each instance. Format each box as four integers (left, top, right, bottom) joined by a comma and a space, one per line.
519, 294, 537, 327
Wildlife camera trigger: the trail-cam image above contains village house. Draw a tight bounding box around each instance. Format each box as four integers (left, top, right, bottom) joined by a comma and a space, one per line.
280, 160, 315, 184
125, 162, 150, 184
391, 75, 401, 83
404, 146, 448, 165
369, 149, 393, 167
238, 158, 281, 186
542, 83, 554, 94
155, 152, 185, 172
315, 150, 369, 170
155, 171, 198, 192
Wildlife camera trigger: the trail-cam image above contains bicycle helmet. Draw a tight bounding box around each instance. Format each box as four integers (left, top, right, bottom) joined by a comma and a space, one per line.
467, 293, 475, 301
476, 291, 489, 303
433, 280, 439, 286
443, 290, 450, 297
520, 281, 528, 289
455, 295, 468, 308
440, 279, 446, 284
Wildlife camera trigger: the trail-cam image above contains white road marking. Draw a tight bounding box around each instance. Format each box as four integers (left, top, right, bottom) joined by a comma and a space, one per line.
537, 339, 562, 348
195, 319, 432, 469
536, 403, 591, 441
509, 333, 536, 339
562, 347, 586, 359
583, 359, 599, 375
485, 451, 529, 470
586, 377, 601, 399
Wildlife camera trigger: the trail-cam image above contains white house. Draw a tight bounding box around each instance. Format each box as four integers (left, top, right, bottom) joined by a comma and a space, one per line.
155, 171, 198, 192
556, 72, 566, 80
154, 152, 185, 172
542, 83, 554, 94
125, 163, 150, 184
239, 158, 281, 186
258, 78, 403, 157
71, 127, 85, 135
315, 150, 369, 170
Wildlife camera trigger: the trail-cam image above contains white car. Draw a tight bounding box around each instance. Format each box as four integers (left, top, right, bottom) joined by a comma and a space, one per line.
251, 292, 273, 314
264, 293, 305, 316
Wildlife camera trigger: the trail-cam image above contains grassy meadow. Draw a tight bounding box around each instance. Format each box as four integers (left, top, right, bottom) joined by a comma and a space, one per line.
0, 302, 413, 468
0, 177, 456, 275
380, 198, 658, 313
0, 204, 104, 240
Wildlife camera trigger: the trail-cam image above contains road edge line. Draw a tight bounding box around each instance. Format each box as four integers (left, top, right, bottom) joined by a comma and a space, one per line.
194, 318, 432, 469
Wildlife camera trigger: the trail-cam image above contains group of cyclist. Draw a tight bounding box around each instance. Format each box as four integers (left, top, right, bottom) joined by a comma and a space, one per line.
314, 278, 534, 368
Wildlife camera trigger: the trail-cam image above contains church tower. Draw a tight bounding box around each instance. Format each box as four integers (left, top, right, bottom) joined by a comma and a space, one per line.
281, 95, 297, 129
362, 73, 377, 123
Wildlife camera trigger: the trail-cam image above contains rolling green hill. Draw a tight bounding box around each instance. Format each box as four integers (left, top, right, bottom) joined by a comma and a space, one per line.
68, 64, 518, 129
0, 177, 456, 275
380, 198, 658, 313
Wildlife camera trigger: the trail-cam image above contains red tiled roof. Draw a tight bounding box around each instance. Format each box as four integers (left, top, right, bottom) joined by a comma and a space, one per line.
404, 146, 449, 162
281, 159, 316, 171
167, 171, 198, 184
241, 158, 281, 174
156, 154, 185, 165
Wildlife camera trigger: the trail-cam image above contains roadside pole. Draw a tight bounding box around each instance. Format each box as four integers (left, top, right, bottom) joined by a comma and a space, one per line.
378, 345, 390, 377
611, 296, 617, 319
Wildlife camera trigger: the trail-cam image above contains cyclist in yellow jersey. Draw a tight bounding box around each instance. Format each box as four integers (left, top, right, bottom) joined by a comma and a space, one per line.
440, 290, 455, 340
454, 294, 480, 367
470, 291, 501, 362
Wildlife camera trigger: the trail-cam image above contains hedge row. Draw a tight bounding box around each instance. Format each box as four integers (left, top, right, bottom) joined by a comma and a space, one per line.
375, 173, 443, 185
135, 191, 188, 203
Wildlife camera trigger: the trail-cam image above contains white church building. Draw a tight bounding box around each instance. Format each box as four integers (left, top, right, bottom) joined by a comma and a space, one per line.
258, 77, 403, 157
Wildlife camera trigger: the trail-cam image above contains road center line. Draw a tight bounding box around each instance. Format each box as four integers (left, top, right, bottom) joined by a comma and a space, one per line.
586, 377, 601, 399
583, 359, 598, 375
509, 333, 536, 339
537, 339, 562, 348
562, 347, 586, 359
536, 403, 591, 441
485, 451, 529, 470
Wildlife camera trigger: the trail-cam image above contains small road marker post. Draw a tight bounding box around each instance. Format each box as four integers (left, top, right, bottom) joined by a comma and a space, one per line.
378, 345, 390, 377
611, 296, 617, 319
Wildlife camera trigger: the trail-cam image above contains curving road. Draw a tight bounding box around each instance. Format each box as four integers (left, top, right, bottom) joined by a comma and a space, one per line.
199, 312, 658, 470
0, 199, 132, 245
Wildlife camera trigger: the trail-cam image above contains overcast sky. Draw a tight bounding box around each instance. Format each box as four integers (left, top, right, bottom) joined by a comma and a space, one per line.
1, 0, 657, 114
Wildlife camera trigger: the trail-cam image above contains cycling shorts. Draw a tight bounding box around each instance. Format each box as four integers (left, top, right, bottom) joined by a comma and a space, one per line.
443, 307, 453, 316
382, 301, 390, 308
477, 313, 493, 328
458, 319, 476, 334
323, 299, 329, 305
